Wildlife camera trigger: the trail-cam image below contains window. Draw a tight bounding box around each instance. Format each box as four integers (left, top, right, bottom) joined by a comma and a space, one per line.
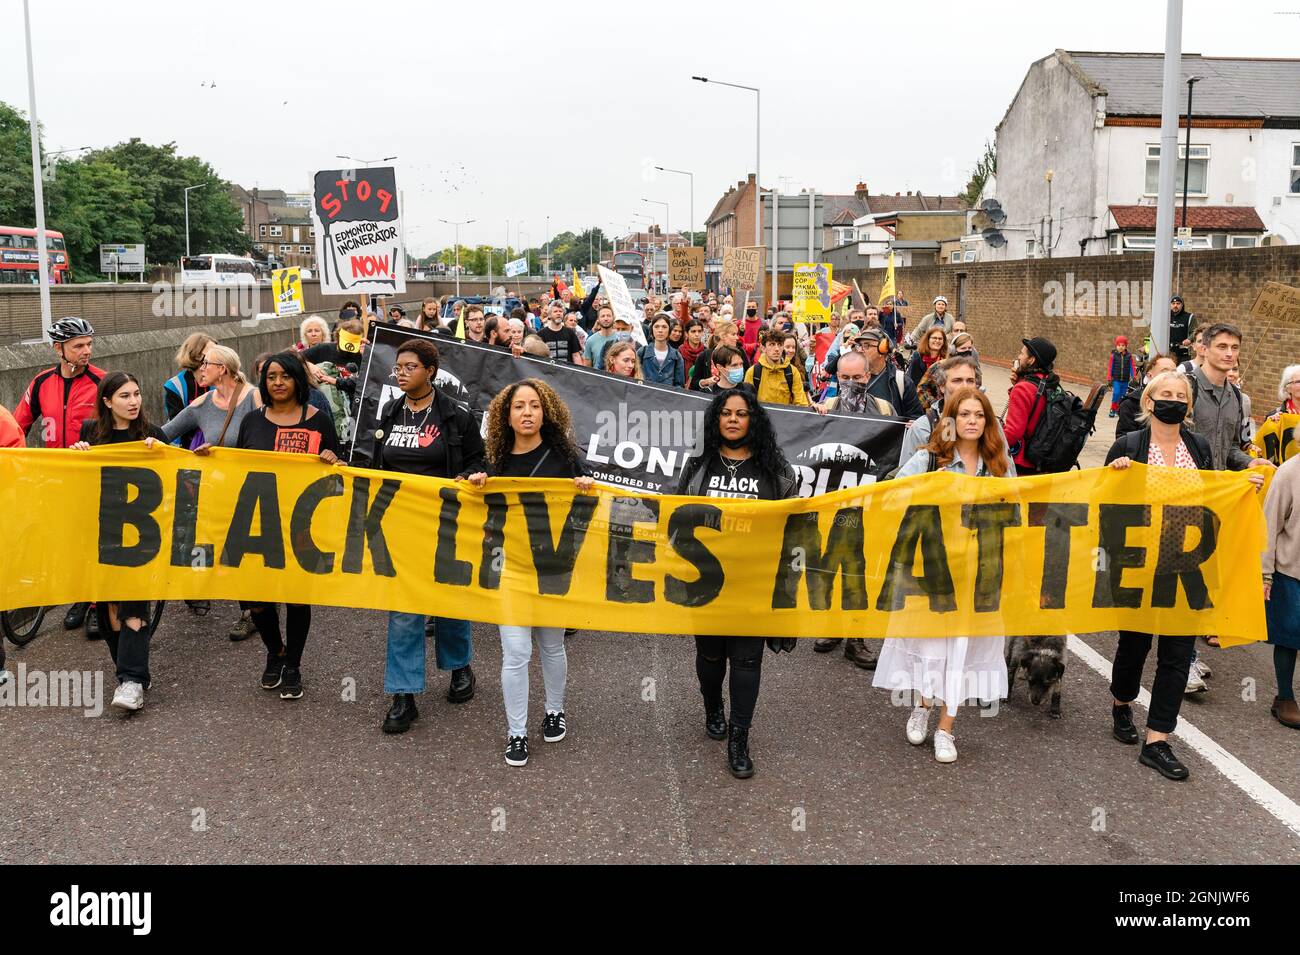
1145, 144, 1208, 196
279, 244, 291, 254
254, 243, 263, 251
1291, 145, 1300, 194
269, 225, 283, 237
963, 250, 976, 262
1025, 237, 1038, 257
950, 250, 963, 263
259, 224, 267, 237
298, 244, 312, 253
1229, 234, 1258, 248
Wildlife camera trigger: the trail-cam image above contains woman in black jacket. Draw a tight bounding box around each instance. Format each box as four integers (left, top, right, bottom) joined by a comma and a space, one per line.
465, 379, 593, 768
374, 338, 486, 735
675, 388, 798, 779
1114, 353, 1177, 441
1103, 370, 1264, 782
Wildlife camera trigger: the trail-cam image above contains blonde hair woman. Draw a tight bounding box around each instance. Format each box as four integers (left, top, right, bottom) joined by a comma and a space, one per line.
164, 332, 215, 446
604, 341, 644, 380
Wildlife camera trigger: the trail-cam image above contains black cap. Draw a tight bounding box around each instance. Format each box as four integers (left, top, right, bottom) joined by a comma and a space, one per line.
1170, 294, 1183, 304
389, 305, 406, 316
1022, 336, 1057, 369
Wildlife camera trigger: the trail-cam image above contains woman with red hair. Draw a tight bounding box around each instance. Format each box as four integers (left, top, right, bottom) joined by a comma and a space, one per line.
872, 386, 1014, 764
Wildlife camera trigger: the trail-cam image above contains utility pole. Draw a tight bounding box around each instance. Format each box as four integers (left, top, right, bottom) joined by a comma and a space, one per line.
1150, 0, 1183, 355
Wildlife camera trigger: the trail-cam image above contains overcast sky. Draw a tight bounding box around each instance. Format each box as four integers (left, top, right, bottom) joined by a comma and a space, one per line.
3, 0, 1297, 256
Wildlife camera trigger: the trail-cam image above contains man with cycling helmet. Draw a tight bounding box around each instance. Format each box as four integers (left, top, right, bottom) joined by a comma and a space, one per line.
14, 317, 105, 633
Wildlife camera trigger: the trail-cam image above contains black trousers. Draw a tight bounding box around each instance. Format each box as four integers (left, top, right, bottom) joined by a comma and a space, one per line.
1109, 631, 1196, 734
251, 603, 311, 668
695, 635, 765, 730
97, 602, 152, 687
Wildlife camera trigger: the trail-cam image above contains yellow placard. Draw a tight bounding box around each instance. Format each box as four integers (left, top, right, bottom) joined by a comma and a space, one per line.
271, 267, 304, 317
792, 263, 832, 324
1253, 413, 1300, 465
0, 446, 1268, 645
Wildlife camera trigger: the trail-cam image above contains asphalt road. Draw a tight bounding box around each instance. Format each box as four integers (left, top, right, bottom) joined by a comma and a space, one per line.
2, 364, 1294, 865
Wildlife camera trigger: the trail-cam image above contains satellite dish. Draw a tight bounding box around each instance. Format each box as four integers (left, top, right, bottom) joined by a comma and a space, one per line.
987, 206, 1006, 225
985, 232, 1007, 249
979, 198, 1002, 213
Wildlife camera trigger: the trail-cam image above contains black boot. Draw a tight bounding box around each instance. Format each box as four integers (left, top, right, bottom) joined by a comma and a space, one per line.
84, 606, 101, 641
63, 602, 89, 630
383, 693, 419, 734
726, 723, 754, 779
843, 637, 878, 670
447, 665, 476, 703
812, 638, 841, 653
1112, 703, 1139, 744
704, 699, 727, 740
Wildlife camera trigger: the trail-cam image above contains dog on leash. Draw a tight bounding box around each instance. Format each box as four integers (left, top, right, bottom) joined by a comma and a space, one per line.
1006, 636, 1066, 718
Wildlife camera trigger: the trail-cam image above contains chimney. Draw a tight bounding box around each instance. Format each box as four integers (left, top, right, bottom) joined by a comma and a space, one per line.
906, 190, 913, 196
746, 173, 756, 184
855, 181, 868, 198
895, 192, 901, 196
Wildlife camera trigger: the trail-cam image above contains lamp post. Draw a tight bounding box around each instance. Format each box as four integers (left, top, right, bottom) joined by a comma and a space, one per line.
183, 183, 205, 258
440, 217, 475, 296
23, 0, 52, 338
1150, 0, 1184, 356
336, 154, 397, 167
693, 75, 760, 303
655, 167, 694, 248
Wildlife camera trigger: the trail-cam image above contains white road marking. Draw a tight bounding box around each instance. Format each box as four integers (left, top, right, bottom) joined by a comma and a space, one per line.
1067, 634, 1300, 839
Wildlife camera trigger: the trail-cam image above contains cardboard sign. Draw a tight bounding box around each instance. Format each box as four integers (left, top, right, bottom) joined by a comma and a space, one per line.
596, 265, 646, 345
504, 256, 528, 278
271, 267, 304, 317
311, 166, 406, 296
792, 263, 833, 324
1249, 282, 1300, 325
721, 246, 764, 291
667, 246, 704, 288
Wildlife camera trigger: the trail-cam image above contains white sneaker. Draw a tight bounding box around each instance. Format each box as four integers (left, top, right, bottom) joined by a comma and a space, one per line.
1193, 657, 1213, 680
906, 706, 931, 745
1184, 669, 1208, 695
0, 669, 10, 687
933, 729, 957, 763
112, 681, 144, 712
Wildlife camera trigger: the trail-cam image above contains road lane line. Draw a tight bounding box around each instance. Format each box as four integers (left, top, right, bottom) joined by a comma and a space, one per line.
1067, 634, 1300, 839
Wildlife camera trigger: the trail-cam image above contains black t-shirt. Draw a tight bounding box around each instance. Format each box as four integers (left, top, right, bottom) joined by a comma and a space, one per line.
539, 325, 583, 364
378, 400, 450, 476
494, 441, 588, 479
300, 342, 364, 367
79, 420, 167, 445
236, 406, 340, 456
700, 454, 773, 500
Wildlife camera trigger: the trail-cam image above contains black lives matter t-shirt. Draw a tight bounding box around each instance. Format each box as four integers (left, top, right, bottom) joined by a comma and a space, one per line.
236, 407, 340, 456
380, 402, 449, 477
701, 454, 773, 500
539, 325, 583, 364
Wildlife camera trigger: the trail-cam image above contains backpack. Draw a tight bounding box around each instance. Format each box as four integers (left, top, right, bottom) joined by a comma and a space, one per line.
1021, 378, 1104, 473
751, 361, 795, 400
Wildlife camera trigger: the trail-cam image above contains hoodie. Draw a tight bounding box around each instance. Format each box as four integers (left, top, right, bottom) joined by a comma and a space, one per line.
743, 353, 810, 406
740, 315, 763, 359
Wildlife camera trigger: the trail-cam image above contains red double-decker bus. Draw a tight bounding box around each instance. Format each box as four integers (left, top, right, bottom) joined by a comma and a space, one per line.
0, 226, 71, 284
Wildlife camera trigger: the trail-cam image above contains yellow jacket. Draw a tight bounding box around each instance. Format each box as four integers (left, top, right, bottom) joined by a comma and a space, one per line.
743, 355, 810, 406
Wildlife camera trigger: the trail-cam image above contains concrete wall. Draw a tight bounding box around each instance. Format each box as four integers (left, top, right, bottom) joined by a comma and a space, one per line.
835, 243, 1300, 412
0, 278, 556, 345
0, 315, 304, 447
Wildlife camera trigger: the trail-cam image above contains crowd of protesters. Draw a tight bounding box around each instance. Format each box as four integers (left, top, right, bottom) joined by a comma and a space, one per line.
0, 283, 1292, 784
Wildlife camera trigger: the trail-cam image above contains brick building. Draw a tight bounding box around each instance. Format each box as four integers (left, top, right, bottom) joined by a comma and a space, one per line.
230, 185, 318, 271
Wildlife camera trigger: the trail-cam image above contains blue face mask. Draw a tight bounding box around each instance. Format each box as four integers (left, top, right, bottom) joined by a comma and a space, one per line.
726, 368, 745, 384
614, 331, 632, 342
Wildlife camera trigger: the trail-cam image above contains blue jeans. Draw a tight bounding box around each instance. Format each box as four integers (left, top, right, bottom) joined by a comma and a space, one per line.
385, 612, 473, 694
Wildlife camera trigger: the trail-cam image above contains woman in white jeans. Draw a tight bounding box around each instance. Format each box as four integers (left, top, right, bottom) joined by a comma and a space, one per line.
872, 387, 1015, 764
466, 378, 593, 767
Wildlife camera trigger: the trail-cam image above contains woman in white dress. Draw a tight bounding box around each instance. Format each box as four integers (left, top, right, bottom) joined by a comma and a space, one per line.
872, 386, 1015, 764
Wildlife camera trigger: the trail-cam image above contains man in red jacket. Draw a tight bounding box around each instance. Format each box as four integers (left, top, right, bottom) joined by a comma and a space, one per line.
14, 317, 104, 449
1002, 336, 1058, 476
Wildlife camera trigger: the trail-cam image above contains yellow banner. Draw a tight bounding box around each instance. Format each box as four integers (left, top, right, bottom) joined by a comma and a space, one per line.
0, 446, 1267, 645
1252, 413, 1299, 466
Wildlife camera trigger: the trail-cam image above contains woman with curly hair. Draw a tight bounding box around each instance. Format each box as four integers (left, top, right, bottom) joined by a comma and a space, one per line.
907, 326, 949, 387
604, 340, 644, 380
675, 388, 799, 779
873, 386, 1013, 764
466, 379, 594, 768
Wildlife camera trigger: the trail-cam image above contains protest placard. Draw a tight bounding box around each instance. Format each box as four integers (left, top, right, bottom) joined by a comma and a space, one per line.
721, 246, 764, 291
792, 263, 833, 323
311, 166, 406, 296
271, 267, 304, 317
668, 246, 704, 288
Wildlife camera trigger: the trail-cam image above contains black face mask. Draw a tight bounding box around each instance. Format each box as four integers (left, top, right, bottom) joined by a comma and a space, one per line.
721, 433, 751, 450
746, 308, 757, 317
1151, 399, 1188, 424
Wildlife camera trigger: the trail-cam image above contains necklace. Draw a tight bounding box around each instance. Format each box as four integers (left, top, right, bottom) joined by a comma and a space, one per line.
718, 453, 745, 478
404, 391, 434, 431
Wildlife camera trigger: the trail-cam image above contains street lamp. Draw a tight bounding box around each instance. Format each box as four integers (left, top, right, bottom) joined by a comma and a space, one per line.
691, 76, 760, 248
655, 167, 694, 249
439, 217, 475, 296
183, 183, 205, 258
1181, 76, 1203, 231
336, 154, 397, 167
641, 198, 670, 239
23, 0, 52, 338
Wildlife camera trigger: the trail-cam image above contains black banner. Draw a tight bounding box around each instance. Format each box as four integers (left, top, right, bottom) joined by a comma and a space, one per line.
350, 322, 904, 496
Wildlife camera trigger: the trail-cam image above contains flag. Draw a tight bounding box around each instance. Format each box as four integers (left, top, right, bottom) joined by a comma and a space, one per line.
879, 252, 896, 306
572, 269, 586, 299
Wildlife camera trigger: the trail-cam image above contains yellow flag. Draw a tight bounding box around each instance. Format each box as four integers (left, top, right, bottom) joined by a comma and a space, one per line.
455, 305, 466, 340
572, 269, 587, 299
879, 251, 896, 305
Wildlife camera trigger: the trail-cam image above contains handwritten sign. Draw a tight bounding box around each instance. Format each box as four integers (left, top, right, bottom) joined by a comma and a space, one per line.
597, 265, 646, 346
721, 246, 764, 291
311, 165, 406, 296
1249, 282, 1300, 325
667, 246, 704, 288
504, 256, 528, 278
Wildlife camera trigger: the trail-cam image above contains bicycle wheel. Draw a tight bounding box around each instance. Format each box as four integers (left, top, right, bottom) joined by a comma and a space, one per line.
1, 606, 48, 647
147, 600, 166, 637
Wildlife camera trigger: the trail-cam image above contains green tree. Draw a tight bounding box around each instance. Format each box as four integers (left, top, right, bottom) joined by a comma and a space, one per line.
46, 159, 150, 276
0, 100, 37, 226
963, 139, 997, 207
